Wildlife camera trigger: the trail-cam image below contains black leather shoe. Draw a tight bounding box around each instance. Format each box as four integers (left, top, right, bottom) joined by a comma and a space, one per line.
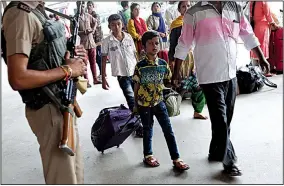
223, 164, 242, 176
208, 154, 223, 162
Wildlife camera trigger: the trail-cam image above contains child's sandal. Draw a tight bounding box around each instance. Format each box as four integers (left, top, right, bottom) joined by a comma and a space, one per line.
173, 159, 190, 171
143, 155, 160, 167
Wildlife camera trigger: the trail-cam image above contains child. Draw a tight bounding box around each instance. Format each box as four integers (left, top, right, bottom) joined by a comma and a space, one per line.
132, 31, 189, 170
101, 14, 143, 137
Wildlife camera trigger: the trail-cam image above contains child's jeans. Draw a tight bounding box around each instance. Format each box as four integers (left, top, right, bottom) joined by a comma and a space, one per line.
117, 76, 135, 111
138, 101, 180, 160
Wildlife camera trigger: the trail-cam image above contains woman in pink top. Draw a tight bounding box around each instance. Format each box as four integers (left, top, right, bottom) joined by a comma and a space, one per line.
250, 2, 277, 67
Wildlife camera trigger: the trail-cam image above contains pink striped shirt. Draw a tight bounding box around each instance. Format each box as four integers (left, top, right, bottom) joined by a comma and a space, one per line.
174, 1, 260, 84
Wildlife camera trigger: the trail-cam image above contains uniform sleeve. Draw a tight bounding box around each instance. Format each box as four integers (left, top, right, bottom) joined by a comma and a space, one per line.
239, 7, 260, 50
94, 14, 104, 43
174, 13, 196, 61
132, 65, 140, 84
3, 8, 36, 57
91, 15, 97, 34
101, 38, 109, 56
127, 19, 140, 40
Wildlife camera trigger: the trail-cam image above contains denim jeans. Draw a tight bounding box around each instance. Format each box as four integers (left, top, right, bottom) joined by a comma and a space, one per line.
117, 76, 135, 111
200, 78, 237, 166
96, 45, 102, 75
138, 101, 180, 160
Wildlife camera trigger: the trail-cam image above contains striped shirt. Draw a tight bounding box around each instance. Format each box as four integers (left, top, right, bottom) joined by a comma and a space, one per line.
174, 1, 260, 84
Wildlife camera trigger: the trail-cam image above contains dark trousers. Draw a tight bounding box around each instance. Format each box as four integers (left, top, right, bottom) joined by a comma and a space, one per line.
85, 48, 97, 82
117, 76, 135, 111
138, 101, 180, 160
96, 45, 102, 75
200, 78, 237, 166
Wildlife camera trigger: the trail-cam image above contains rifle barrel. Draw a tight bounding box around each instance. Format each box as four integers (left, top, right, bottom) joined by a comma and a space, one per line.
45, 7, 73, 21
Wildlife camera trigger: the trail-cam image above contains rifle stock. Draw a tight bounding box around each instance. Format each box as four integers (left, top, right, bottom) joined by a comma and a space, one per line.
55, 1, 83, 156
74, 99, 83, 117
59, 104, 76, 156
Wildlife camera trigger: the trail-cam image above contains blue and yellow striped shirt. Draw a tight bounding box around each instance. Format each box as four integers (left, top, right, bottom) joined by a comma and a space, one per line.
133, 56, 172, 107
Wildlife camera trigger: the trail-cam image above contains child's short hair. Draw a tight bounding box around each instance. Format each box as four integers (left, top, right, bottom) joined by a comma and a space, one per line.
141, 31, 160, 47
108, 14, 122, 24
121, 1, 129, 8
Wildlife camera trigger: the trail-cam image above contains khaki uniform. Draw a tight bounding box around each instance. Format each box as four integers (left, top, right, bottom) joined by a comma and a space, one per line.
78, 12, 98, 83
2, 2, 84, 184
78, 12, 97, 50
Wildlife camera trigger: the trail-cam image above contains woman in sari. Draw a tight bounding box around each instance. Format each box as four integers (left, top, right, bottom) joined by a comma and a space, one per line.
169, 1, 207, 120
127, 3, 148, 60
146, 2, 169, 62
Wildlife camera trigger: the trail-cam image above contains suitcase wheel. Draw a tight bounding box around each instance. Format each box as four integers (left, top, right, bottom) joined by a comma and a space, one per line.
101, 151, 104, 154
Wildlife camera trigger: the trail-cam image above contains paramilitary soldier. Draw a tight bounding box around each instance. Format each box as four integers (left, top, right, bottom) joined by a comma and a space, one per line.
2, 1, 87, 184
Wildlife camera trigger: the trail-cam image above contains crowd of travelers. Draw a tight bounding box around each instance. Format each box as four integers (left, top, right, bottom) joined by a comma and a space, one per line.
1, 0, 282, 184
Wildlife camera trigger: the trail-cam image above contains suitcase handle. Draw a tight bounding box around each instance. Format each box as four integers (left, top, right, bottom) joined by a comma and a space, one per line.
250, 66, 277, 88
118, 114, 140, 134
260, 74, 277, 88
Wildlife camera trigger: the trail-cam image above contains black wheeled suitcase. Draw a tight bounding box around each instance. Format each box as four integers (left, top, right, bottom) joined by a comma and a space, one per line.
91, 104, 140, 153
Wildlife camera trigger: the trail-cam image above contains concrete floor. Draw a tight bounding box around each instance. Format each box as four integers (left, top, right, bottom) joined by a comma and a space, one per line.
1, 63, 283, 184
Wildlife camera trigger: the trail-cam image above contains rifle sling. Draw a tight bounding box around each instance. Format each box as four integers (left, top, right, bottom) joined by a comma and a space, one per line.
60, 106, 75, 117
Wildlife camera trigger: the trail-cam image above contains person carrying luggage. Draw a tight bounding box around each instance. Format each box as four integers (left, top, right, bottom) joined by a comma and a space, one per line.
132, 31, 189, 171
101, 14, 143, 137
169, 1, 207, 120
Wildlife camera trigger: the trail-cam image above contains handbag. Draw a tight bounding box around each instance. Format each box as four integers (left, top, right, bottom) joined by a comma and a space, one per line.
163, 88, 182, 117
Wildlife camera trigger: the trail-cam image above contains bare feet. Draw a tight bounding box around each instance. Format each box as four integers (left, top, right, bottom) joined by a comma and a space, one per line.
193, 112, 208, 120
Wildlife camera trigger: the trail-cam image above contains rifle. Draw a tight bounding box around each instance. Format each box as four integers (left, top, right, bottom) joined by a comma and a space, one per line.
45, 1, 83, 156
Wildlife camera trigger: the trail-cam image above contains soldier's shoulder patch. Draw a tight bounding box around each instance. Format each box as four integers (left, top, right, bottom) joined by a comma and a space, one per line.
17, 2, 31, 13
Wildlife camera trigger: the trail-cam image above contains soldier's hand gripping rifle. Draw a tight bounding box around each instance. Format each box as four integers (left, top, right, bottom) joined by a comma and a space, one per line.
58, 1, 84, 156
45, 2, 84, 156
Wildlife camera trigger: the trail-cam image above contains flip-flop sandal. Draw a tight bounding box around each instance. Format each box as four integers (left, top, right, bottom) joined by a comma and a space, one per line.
193, 115, 208, 120
223, 165, 242, 176
143, 156, 160, 167
173, 159, 190, 171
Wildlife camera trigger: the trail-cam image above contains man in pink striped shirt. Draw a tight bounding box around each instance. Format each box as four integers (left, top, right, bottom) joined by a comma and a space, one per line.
173, 1, 270, 176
